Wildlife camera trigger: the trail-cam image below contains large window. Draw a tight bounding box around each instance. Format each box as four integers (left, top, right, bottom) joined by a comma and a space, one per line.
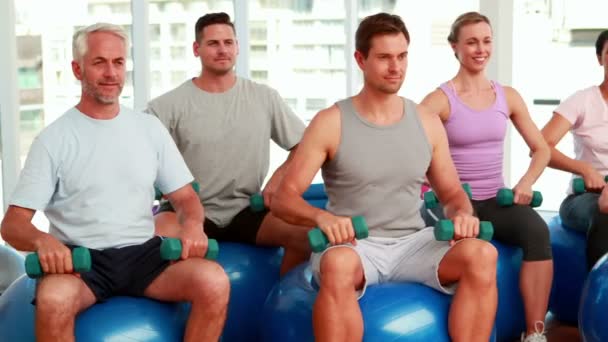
15, 0, 135, 160
248, 0, 348, 124
148, 0, 234, 98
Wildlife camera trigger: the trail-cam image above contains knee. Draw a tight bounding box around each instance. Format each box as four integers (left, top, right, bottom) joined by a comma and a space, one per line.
36, 277, 82, 317
319, 248, 362, 288
189, 262, 230, 306
459, 241, 497, 285
522, 224, 553, 261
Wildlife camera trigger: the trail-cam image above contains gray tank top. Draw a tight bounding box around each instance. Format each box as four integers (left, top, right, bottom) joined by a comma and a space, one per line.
322, 97, 432, 238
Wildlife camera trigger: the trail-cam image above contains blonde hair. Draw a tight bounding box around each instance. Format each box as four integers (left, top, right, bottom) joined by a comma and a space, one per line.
447, 12, 491, 43
72, 23, 128, 62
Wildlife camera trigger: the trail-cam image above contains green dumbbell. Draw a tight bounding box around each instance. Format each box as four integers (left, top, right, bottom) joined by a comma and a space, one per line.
155, 182, 200, 201
160, 238, 219, 261
250, 193, 265, 212
572, 176, 608, 195
424, 183, 472, 209
496, 188, 543, 207
308, 216, 369, 253
25, 247, 92, 279
434, 219, 494, 241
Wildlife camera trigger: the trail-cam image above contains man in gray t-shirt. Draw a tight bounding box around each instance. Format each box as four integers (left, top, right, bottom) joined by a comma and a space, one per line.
147, 12, 311, 275
0, 23, 228, 341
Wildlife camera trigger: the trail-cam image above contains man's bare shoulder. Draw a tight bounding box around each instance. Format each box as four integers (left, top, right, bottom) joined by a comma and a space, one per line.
416, 103, 444, 146
308, 104, 340, 130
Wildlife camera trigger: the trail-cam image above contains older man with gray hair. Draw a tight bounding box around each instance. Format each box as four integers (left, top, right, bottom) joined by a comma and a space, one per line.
0, 23, 229, 342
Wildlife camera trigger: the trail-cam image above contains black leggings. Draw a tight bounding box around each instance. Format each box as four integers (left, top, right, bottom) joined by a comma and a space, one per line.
421, 198, 552, 261
473, 198, 552, 261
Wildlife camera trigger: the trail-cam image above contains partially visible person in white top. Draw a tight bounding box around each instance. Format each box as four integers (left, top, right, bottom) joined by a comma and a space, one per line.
540, 29, 608, 270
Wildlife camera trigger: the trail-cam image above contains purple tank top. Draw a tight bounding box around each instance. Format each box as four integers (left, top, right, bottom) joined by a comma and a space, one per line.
439, 81, 509, 200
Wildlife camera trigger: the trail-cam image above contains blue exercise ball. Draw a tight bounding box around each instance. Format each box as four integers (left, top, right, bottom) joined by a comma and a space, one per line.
359, 283, 453, 341
76, 296, 190, 341
303, 183, 327, 209
262, 263, 497, 341
217, 242, 283, 341
0, 244, 25, 295
492, 240, 525, 342
0, 275, 190, 341
547, 215, 587, 324
303, 183, 327, 200
0, 275, 36, 341
579, 253, 608, 342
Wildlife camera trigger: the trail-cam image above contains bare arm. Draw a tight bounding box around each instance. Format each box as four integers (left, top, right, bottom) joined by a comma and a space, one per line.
1, 205, 45, 251
506, 87, 550, 194
505, 88, 551, 204
420, 105, 473, 219
271, 107, 338, 227
541, 112, 606, 190
263, 144, 299, 207
420, 88, 451, 122
1, 205, 73, 273
165, 183, 207, 258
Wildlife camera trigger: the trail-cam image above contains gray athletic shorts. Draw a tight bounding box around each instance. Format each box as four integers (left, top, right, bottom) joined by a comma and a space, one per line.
311, 227, 457, 298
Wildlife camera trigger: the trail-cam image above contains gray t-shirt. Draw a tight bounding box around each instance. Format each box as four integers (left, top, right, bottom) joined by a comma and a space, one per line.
147, 78, 305, 226
9, 106, 193, 249
323, 97, 431, 238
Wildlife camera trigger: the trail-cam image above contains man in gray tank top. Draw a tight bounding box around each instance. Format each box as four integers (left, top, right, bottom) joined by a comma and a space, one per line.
271, 13, 498, 342
147, 13, 311, 275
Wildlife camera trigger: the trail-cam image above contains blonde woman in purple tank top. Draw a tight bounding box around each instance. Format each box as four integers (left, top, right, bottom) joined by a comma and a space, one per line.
420, 12, 552, 342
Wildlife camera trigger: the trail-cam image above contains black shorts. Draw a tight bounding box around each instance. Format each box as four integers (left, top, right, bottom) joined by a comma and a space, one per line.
70, 237, 170, 302
156, 201, 268, 244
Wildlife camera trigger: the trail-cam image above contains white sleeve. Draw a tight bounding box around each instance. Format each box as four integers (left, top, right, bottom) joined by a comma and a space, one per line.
152, 119, 194, 194
9, 138, 57, 211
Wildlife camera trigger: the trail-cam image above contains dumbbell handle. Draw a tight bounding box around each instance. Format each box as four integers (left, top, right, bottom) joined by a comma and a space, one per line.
25, 247, 91, 279
572, 176, 608, 194
160, 238, 219, 261
308, 216, 369, 253
496, 188, 543, 207
250, 193, 265, 212
434, 220, 494, 241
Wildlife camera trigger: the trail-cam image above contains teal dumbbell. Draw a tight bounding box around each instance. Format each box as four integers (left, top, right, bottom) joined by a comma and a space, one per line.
496, 188, 543, 208
160, 238, 219, 261
155, 182, 200, 201
572, 176, 608, 195
424, 183, 472, 209
308, 216, 369, 253
434, 219, 494, 241
250, 193, 265, 213
25, 247, 92, 279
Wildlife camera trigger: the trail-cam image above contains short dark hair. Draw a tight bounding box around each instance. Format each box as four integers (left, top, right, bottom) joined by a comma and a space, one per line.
596, 30, 608, 58
194, 12, 235, 42
355, 13, 410, 58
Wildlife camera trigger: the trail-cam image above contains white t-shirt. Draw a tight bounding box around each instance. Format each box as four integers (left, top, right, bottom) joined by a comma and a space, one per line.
9, 106, 193, 249
555, 85, 608, 193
